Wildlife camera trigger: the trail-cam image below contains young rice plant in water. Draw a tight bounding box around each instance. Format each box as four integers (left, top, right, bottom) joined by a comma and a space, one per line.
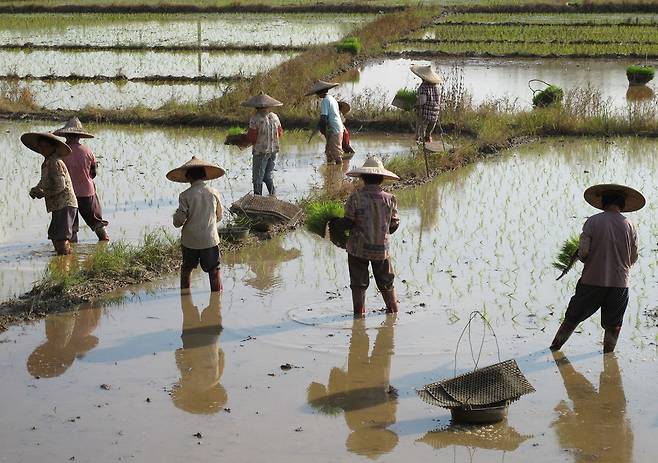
552, 235, 580, 273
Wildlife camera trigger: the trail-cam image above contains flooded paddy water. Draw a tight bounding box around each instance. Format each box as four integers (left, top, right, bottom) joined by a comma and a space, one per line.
339, 57, 654, 111
1, 136, 657, 462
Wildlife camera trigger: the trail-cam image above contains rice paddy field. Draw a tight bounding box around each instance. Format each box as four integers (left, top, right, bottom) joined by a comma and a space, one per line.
1, 137, 657, 462
3, 4, 658, 462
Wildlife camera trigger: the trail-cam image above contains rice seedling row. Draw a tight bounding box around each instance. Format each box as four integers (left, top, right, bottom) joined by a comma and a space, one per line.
440, 12, 658, 25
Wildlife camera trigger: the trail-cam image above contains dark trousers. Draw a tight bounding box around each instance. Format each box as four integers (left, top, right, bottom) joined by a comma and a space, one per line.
48, 206, 77, 241
182, 245, 221, 273
72, 194, 108, 236
565, 281, 629, 329
348, 254, 395, 291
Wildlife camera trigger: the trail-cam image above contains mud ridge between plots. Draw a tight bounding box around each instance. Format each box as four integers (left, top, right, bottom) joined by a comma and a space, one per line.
384, 49, 658, 60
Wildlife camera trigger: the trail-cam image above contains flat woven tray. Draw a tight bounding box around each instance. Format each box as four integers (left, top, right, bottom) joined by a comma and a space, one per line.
230, 194, 302, 223
418, 359, 535, 409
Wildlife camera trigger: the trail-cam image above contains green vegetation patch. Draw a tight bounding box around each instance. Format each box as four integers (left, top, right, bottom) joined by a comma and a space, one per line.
626, 64, 655, 84
336, 36, 362, 54
552, 235, 580, 273
393, 88, 417, 110
305, 200, 345, 237
532, 84, 563, 107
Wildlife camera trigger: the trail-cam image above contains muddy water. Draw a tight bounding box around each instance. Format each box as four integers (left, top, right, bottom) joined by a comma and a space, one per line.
1, 137, 657, 462
15, 80, 226, 110
0, 49, 296, 79
338, 57, 653, 110
0, 13, 369, 47
0, 120, 412, 299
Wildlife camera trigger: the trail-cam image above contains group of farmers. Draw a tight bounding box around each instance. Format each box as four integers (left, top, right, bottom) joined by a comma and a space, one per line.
21, 63, 641, 353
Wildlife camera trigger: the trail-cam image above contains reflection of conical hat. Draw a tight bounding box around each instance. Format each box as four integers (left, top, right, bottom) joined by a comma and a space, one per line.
410, 64, 443, 85
21, 132, 72, 157
346, 156, 399, 180
304, 80, 340, 96
166, 156, 225, 183
240, 92, 283, 108
584, 184, 645, 212
53, 117, 94, 138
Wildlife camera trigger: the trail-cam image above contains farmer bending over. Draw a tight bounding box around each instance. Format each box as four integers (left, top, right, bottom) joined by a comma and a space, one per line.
344, 157, 400, 317
23, 132, 78, 256
551, 184, 643, 353
167, 157, 225, 294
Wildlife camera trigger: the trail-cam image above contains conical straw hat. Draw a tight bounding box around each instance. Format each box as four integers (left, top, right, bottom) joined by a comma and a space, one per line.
166, 156, 225, 183
304, 80, 340, 97
584, 184, 645, 212
241, 92, 283, 108
53, 117, 94, 138
21, 132, 72, 157
346, 156, 399, 180
338, 101, 351, 114
410, 64, 443, 85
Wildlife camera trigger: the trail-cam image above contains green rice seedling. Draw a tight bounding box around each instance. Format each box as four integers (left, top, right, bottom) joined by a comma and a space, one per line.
392, 87, 417, 111
336, 36, 362, 55
533, 85, 563, 108
552, 235, 580, 275
305, 200, 345, 238
626, 64, 655, 85
226, 126, 246, 137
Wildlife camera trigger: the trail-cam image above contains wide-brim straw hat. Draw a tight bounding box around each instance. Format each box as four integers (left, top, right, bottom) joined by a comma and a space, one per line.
241, 92, 283, 109
410, 64, 443, 85
166, 156, 225, 183
304, 80, 340, 97
346, 156, 399, 180
338, 101, 351, 114
584, 184, 645, 212
53, 117, 94, 138
21, 132, 72, 157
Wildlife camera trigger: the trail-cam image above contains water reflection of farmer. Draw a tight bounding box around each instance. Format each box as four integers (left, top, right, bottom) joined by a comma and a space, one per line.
307, 315, 398, 459
27, 303, 101, 378
552, 352, 633, 463
171, 292, 227, 414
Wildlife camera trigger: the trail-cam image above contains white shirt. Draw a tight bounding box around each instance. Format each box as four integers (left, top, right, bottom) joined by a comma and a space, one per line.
173, 180, 223, 249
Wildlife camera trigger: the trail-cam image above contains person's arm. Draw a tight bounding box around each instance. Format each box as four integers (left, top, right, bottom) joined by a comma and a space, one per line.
39, 160, 68, 198
578, 219, 592, 262
243, 117, 258, 146
416, 85, 427, 108
318, 98, 329, 136
173, 193, 188, 228
276, 115, 284, 138
30, 163, 48, 198
89, 149, 97, 179
389, 196, 400, 234
630, 222, 638, 265
214, 191, 223, 222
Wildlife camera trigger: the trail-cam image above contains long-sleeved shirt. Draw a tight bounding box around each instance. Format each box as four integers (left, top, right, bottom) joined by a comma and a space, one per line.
320, 94, 344, 135
32, 156, 78, 212
578, 211, 638, 288
345, 185, 400, 261
61, 141, 96, 197
173, 180, 223, 250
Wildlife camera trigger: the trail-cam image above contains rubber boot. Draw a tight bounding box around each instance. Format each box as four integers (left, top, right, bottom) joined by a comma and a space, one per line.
53, 240, 72, 256
209, 267, 223, 293
603, 326, 622, 353
381, 288, 399, 314
550, 321, 578, 351
95, 227, 110, 241
351, 288, 366, 318
180, 267, 193, 294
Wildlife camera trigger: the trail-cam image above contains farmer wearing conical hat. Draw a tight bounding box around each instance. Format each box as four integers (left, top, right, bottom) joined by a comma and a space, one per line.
240, 92, 283, 196
23, 132, 78, 256
53, 118, 109, 242
344, 157, 400, 316
305, 80, 344, 165
167, 157, 225, 293
551, 184, 644, 353
410, 64, 443, 144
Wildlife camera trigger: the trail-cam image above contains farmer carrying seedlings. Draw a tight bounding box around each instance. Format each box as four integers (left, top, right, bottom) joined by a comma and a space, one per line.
344, 157, 400, 317
23, 132, 77, 256
410, 64, 443, 144
167, 157, 225, 294
305, 80, 344, 165
239, 92, 283, 196
53, 118, 109, 242
550, 184, 644, 353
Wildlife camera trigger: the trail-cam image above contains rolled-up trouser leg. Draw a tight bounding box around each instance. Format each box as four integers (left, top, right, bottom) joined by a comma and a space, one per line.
77, 195, 109, 232
325, 131, 344, 164
48, 206, 77, 242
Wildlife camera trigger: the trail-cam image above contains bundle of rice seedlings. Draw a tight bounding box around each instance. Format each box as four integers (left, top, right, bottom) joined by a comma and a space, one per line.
305, 200, 345, 237
626, 64, 655, 86
328, 217, 351, 249
225, 126, 247, 146
336, 36, 362, 55
392, 88, 417, 111
532, 85, 563, 108
553, 235, 580, 279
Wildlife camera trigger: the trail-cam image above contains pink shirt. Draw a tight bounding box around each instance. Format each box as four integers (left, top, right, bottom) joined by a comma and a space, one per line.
61, 142, 96, 197
578, 211, 638, 288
